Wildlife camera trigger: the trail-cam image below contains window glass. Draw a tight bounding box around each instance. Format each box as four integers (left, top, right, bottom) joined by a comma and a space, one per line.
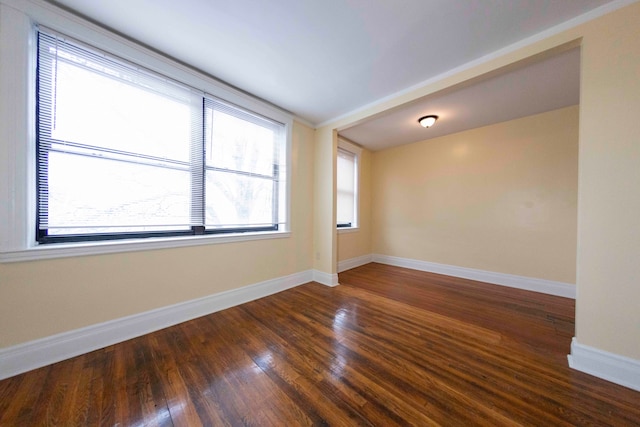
337, 147, 357, 227
46, 152, 191, 235
50, 54, 192, 162
204, 98, 282, 231
207, 109, 275, 176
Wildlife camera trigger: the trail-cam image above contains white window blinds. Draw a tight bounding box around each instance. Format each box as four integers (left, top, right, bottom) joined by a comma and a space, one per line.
36, 28, 286, 243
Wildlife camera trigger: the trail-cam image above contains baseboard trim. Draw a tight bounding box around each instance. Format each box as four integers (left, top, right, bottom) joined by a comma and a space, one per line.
0, 269, 314, 380
568, 337, 640, 392
313, 270, 339, 287
338, 254, 373, 273
372, 254, 576, 299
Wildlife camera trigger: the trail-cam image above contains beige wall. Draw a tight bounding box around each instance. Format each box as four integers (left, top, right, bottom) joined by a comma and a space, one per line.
372, 106, 579, 284
576, 4, 640, 359
338, 146, 372, 262
0, 121, 315, 348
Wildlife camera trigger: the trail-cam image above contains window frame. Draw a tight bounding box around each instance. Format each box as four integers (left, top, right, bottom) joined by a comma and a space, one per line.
0, 0, 292, 262
336, 138, 361, 232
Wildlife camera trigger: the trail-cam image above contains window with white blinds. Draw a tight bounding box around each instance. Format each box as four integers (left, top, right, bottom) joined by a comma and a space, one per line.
204, 97, 285, 232
337, 147, 357, 228
36, 29, 287, 243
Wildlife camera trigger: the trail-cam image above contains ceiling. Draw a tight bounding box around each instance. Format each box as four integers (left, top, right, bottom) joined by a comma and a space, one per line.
340, 47, 580, 150
49, 0, 615, 150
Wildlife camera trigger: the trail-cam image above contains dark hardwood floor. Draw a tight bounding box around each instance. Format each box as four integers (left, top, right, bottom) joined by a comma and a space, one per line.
1, 263, 639, 426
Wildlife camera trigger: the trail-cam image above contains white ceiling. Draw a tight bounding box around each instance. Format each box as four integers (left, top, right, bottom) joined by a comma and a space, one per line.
49, 0, 614, 150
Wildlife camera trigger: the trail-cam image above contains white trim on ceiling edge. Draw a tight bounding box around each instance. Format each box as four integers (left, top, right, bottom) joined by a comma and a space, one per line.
371, 254, 576, 299
0, 269, 315, 381
568, 338, 640, 392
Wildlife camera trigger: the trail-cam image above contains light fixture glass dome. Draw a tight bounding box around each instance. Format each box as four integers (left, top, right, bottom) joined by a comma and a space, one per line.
418, 115, 438, 128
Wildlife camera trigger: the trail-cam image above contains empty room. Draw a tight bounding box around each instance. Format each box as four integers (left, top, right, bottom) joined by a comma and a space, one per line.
1, 0, 639, 425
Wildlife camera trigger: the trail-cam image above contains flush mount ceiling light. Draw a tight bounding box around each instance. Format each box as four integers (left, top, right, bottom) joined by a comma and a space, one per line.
418, 115, 438, 128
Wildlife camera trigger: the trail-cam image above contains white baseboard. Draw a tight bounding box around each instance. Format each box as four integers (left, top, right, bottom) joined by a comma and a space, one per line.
0, 269, 314, 381
568, 337, 640, 392
372, 254, 576, 299
338, 254, 373, 273
313, 270, 339, 287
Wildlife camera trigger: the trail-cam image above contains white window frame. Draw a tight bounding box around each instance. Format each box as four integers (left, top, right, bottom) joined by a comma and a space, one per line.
0, 0, 292, 262
337, 138, 361, 233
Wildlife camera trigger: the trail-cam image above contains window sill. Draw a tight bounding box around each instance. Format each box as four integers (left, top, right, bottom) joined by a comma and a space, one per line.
0, 230, 291, 263
337, 227, 359, 234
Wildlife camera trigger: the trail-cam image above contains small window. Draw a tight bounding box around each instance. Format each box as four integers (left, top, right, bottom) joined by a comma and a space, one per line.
337, 141, 359, 229
35, 29, 287, 243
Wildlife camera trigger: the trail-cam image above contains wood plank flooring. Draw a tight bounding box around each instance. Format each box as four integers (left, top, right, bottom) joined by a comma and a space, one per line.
1, 262, 639, 426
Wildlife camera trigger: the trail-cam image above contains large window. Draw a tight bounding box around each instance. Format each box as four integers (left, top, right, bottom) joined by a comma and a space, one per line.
36, 29, 287, 243
337, 140, 360, 229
